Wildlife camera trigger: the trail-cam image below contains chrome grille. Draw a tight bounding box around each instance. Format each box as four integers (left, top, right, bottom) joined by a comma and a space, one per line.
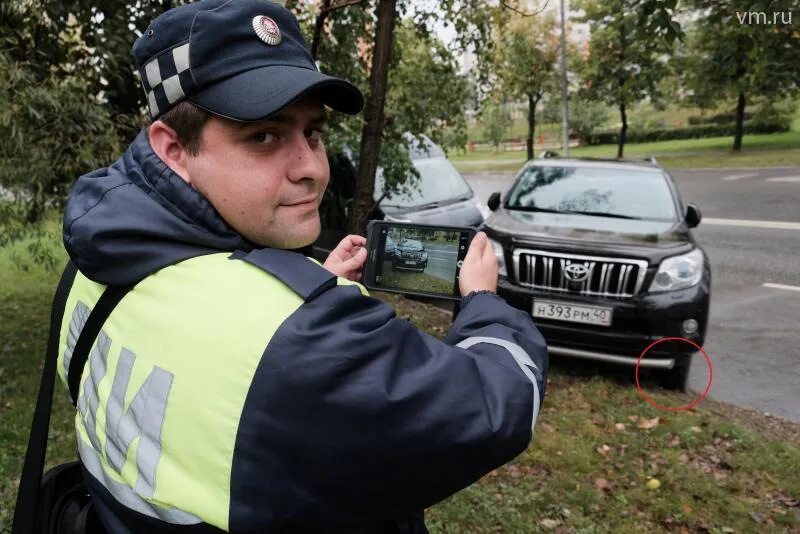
513, 249, 648, 298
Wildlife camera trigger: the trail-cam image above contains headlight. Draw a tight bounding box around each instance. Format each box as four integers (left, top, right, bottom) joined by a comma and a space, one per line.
474, 197, 491, 220
489, 238, 507, 277
421, 252, 428, 260
649, 248, 704, 292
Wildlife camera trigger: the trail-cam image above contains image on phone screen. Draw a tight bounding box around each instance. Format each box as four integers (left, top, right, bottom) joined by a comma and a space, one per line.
371, 224, 471, 298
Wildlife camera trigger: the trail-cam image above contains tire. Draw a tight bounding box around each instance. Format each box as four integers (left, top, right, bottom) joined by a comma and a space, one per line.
659, 353, 692, 392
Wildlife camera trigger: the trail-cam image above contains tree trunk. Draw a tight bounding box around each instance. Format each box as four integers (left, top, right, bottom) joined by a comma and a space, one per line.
617, 99, 627, 159
310, 0, 332, 59
526, 93, 535, 160
733, 90, 745, 152
348, 0, 397, 235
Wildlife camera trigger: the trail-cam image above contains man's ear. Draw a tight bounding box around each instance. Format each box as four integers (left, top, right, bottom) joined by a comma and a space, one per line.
148, 121, 193, 184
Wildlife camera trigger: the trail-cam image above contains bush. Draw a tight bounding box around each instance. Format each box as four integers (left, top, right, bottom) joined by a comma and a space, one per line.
687, 111, 754, 125
586, 121, 790, 145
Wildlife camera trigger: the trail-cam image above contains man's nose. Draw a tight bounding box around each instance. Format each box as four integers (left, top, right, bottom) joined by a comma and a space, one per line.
286, 134, 327, 183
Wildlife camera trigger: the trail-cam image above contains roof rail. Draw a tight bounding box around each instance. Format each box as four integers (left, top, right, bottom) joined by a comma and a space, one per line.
561, 155, 660, 166
535, 152, 659, 166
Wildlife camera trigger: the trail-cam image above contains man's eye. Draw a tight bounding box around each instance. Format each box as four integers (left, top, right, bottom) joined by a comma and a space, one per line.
307, 128, 325, 142
252, 132, 278, 145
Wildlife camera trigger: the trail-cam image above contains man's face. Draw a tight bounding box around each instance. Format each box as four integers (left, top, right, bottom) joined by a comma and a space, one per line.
183, 98, 330, 249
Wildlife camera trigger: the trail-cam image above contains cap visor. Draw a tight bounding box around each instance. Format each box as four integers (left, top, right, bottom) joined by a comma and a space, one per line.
188, 65, 363, 121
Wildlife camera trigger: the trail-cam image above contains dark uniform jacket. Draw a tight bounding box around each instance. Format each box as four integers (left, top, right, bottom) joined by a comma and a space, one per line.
59, 131, 549, 533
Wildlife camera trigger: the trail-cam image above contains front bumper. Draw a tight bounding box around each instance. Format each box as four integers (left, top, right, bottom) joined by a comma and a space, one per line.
393, 256, 427, 269
498, 276, 710, 367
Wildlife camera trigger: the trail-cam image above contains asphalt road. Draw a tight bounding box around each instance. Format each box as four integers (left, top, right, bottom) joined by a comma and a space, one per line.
423, 244, 459, 282
465, 166, 800, 422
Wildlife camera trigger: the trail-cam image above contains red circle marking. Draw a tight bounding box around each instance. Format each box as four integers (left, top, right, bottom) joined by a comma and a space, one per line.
634, 337, 712, 412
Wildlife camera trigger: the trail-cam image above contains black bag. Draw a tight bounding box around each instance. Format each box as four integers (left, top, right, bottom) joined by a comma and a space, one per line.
13, 262, 135, 534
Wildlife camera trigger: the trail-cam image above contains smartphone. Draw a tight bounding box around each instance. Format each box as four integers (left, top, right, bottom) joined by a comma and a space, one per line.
363, 221, 476, 301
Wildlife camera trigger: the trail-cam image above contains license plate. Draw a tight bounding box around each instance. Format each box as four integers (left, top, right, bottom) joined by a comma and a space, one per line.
405, 260, 415, 265
532, 299, 613, 327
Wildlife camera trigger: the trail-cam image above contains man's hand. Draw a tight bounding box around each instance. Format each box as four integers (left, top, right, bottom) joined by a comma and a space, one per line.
323, 234, 367, 281
459, 232, 498, 297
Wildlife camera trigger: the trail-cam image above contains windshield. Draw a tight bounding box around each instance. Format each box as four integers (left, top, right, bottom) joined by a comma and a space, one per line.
399, 239, 423, 250
376, 157, 473, 208
507, 165, 678, 220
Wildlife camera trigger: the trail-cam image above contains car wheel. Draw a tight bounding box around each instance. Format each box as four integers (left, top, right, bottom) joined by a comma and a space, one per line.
659, 353, 692, 392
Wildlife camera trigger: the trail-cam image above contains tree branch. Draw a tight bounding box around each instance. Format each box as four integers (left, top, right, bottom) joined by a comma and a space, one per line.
323, 0, 366, 14
501, 0, 550, 17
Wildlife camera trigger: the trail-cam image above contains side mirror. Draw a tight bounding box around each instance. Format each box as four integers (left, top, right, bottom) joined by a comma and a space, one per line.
686, 203, 702, 228
488, 192, 501, 211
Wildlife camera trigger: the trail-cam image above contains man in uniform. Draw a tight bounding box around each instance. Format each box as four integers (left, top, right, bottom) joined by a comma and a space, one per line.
58, 0, 548, 531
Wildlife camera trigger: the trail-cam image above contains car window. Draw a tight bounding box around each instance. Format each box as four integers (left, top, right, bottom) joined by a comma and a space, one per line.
399, 240, 422, 249
507, 165, 678, 220
375, 157, 472, 208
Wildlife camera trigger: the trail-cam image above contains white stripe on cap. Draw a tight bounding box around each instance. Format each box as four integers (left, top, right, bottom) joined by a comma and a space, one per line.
144, 59, 161, 88
147, 90, 159, 117
161, 75, 184, 104
172, 43, 190, 73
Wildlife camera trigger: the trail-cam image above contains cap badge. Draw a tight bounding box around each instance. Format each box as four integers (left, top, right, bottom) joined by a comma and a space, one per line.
252, 16, 281, 46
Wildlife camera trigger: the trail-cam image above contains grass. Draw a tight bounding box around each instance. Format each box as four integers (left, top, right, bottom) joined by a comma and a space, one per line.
450, 132, 800, 173
380, 260, 455, 294
380, 292, 800, 532
2, 228, 799, 532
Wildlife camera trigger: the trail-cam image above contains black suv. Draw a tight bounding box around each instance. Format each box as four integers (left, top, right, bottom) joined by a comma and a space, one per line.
483, 154, 710, 390
392, 239, 428, 272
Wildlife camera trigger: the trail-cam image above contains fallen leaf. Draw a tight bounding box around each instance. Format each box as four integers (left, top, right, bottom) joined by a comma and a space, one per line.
668, 435, 681, 447
690, 426, 702, 433
594, 478, 612, 492
749, 511, 764, 524
539, 518, 559, 530
596, 444, 611, 456
615, 423, 626, 430
540, 423, 555, 433
638, 417, 660, 429
591, 414, 606, 426
721, 528, 734, 533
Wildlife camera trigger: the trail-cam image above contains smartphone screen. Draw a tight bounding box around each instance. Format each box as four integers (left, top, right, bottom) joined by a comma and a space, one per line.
363, 221, 474, 300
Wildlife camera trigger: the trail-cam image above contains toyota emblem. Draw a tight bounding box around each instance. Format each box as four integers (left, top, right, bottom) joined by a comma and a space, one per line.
564, 263, 590, 282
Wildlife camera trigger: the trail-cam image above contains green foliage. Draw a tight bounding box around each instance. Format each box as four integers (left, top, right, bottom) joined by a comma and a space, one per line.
569, 99, 611, 142
586, 120, 789, 145
493, 15, 559, 105
576, 0, 678, 154
385, 21, 469, 154
0, 51, 121, 223
577, 0, 675, 107
298, 3, 470, 223
679, 0, 800, 148
682, 0, 800, 106
481, 100, 512, 150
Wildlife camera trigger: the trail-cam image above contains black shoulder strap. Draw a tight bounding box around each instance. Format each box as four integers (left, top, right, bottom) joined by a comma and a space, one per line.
67, 280, 136, 405
13, 261, 77, 534
13, 262, 135, 534
229, 248, 337, 301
